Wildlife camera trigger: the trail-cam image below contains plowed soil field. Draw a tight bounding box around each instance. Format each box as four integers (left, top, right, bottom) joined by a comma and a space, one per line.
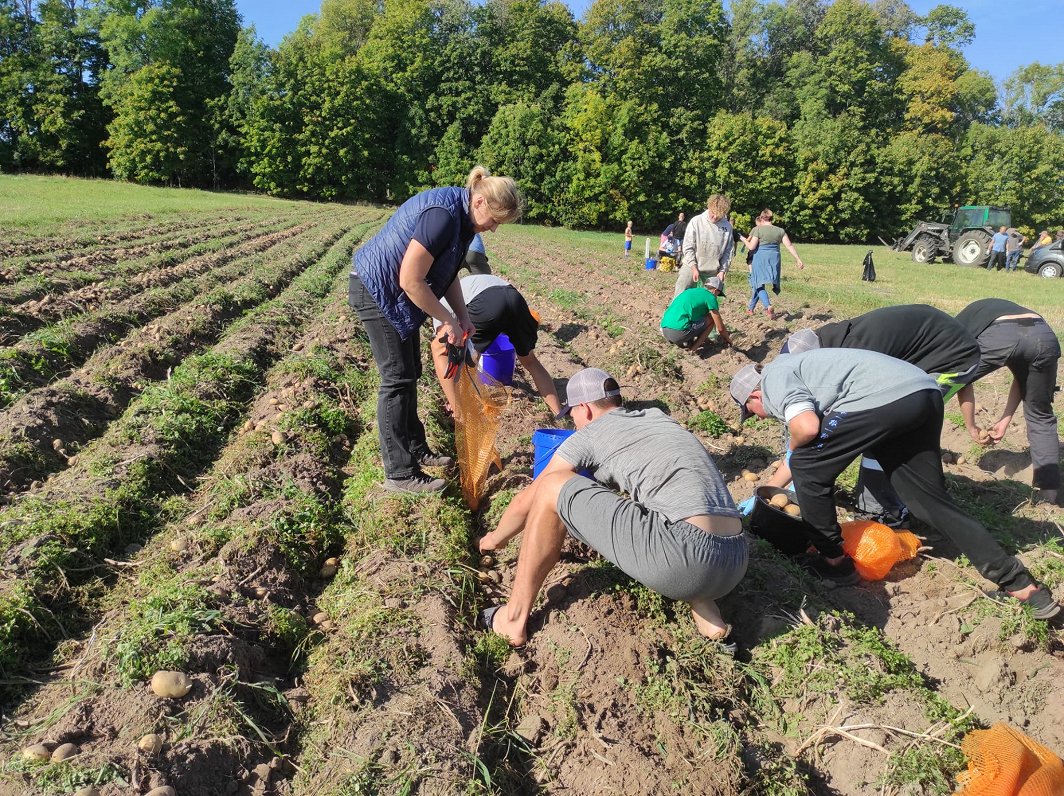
1, 208, 1061, 796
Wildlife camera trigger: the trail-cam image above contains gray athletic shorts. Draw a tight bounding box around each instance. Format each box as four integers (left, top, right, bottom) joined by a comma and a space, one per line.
556, 476, 748, 603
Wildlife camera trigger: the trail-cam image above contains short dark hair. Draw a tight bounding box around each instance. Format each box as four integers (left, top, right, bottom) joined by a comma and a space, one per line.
589, 378, 622, 411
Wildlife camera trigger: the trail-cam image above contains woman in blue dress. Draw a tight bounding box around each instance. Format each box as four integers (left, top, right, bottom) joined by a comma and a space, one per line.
742, 209, 805, 320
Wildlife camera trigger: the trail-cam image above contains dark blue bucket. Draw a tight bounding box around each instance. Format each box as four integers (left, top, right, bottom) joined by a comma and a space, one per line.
645, 258, 657, 270
479, 333, 516, 386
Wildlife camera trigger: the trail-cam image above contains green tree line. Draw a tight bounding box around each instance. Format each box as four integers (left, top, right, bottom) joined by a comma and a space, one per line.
2, 0, 1063, 240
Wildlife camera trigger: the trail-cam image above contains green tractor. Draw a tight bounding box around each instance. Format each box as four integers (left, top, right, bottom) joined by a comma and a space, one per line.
893, 205, 1012, 267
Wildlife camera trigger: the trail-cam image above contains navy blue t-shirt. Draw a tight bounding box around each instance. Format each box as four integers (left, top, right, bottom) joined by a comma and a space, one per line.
413, 207, 474, 259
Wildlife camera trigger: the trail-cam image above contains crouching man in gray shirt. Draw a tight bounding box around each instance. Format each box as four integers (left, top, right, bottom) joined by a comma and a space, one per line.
478, 367, 748, 647
729, 349, 1060, 622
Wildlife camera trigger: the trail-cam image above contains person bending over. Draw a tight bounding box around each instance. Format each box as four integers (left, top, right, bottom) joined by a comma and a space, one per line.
478, 368, 748, 647
430, 273, 561, 416
729, 351, 1060, 622
660, 277, 731, 352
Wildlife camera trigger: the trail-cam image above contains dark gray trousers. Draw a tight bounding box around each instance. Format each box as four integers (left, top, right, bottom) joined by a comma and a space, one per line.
974, 320, 1061, 490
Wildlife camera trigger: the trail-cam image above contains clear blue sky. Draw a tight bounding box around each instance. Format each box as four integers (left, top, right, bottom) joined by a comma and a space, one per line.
233, 0, 1062, 85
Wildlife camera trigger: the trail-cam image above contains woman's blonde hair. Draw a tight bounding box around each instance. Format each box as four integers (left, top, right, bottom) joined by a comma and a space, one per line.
758, 208, 774, 222
466, 166, 524, 224
706, 194, 731, 216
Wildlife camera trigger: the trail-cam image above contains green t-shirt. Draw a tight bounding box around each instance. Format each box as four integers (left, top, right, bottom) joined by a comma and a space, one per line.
661, 288, 719, 330
752, 224, 785, 245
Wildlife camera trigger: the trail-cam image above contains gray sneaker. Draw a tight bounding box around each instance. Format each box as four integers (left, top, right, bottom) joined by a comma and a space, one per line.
383, 473, 446, 494
418, 451, 454, 467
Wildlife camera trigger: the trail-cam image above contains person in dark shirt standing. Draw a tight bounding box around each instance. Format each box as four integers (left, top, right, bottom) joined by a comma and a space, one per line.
672, 212, 687, 242
954, 299, 1062, 505
351, 166, 522, 493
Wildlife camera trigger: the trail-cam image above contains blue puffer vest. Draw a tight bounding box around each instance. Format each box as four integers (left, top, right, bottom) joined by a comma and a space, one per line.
353, 187, 471, 340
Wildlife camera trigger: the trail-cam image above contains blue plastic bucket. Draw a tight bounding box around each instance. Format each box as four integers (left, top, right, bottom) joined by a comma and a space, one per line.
645, 258, 657, 270
479, 333, 516, 385
532, 428, 574, 478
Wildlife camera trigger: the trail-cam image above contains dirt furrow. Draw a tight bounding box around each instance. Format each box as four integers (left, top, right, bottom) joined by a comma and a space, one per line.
0, 215, 381, 495
0, 217, 278, 310
0, 213, 264, 270
0, 221, 323, 410
0, 217, 325, 345
0, 219, 374, 697
0, 293, 377, 796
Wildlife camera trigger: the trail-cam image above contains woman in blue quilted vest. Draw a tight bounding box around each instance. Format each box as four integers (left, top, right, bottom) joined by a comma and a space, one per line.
350, 166, 523, 493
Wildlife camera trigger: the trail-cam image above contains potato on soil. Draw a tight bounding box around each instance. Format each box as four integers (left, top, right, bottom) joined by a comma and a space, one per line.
74, 788, 101, 796
311, 611, 329, 625
784, 504, 801, 516
138, 733, 164, 754
50, 742, 79, 761
271, 430, 287, 445
21, 743, 51, 762
741, 470, 758, 482
769, 493, 790, 508
150, 670, 192, 698
146, 787, 177, 796
169, 536, 190, 552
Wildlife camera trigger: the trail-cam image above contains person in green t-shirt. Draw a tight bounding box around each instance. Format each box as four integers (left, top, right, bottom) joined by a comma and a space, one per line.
660, 278, 732, 351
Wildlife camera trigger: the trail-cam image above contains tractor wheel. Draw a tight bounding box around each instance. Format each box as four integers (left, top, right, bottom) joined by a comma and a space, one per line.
952, 231, 990, 267
911, 235, 938, 263
1039, 261, 1063, 279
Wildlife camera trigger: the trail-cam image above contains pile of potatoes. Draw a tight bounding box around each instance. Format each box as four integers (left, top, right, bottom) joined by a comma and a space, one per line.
766, 491, 802, 517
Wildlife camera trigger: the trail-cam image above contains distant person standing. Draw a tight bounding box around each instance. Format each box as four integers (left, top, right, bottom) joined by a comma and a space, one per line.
1004, 228, 1025, 272
624, 220, 633, 257
986, 226, 1009, 271
672, 212, 688, 242
742, 209, 804, 320
462, 232, 492, 275
675, 194, 733, 297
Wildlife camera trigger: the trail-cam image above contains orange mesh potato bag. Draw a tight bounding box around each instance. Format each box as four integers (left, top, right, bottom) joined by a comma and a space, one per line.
454, 364, 510, 510
956, 723, 1064, 796
840, 520, 921, 580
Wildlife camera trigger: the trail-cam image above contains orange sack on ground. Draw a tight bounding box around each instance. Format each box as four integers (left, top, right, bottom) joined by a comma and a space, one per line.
453, 364, 510, 510
840, 520, 921, 580
955, 723, 1064, 796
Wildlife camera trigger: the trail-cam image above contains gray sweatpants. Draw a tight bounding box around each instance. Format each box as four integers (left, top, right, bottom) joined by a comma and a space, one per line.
973, 319, 1061, 490
556, 476, 748, 602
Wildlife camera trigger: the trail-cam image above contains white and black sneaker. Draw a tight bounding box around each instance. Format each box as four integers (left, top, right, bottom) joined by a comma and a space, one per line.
383, 472, 446, 493
418, 451, 454, 468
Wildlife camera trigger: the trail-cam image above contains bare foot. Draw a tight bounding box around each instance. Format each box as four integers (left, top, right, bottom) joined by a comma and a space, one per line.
689, 597, 729, 639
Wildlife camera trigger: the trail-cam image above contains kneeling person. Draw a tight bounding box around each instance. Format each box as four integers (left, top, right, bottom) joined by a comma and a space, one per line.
431, 274, 561, 416
479, 368, 748, 647
660, 277, 731, 350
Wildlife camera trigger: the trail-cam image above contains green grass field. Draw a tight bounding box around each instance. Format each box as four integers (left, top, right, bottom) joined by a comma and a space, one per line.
495, 224, 1064, 334
0, 174, 323, 232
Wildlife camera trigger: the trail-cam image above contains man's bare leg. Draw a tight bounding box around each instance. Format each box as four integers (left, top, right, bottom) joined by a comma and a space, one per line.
490, 471, 578, 646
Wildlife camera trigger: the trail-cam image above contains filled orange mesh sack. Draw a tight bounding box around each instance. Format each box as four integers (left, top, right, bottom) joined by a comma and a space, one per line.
956, 723, 1064, 796
454, 364, 510, 510
840, 520, 921, 580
